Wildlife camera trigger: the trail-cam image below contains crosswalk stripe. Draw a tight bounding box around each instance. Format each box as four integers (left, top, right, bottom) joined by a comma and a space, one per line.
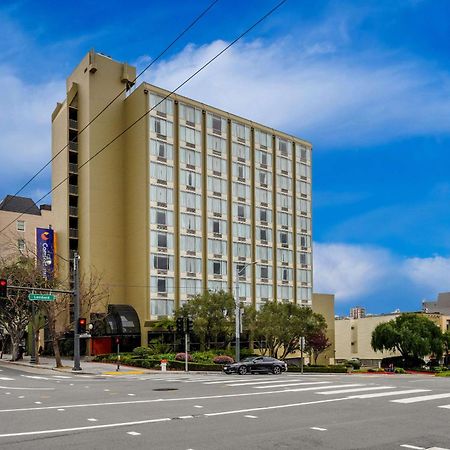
348, 389, 431, 399
317, 386, 394, 395
0, 377, 14, 381
227, 380, 330, 387
253, 382, 334, 389
283, 384, 366, 393
204, 378, 272, 385
391, 393, 450, 404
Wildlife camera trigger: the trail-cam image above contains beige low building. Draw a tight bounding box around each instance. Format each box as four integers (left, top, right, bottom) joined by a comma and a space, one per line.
335, 313, 401, 365
0, 195, 53, 260
311, 293, 335, 365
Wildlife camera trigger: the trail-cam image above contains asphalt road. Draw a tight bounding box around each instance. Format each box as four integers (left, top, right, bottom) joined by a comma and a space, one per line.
0, 362, 450, 449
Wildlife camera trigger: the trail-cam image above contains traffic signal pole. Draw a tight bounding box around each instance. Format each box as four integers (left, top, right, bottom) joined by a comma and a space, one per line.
73, 252, 81, 371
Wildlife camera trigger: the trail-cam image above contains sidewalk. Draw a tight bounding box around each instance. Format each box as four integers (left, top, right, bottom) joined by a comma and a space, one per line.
0, 354, 159, 375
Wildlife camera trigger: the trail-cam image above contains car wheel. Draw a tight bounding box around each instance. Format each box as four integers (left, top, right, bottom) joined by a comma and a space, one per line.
272, 365, 282, 375
238, 365, 248, 375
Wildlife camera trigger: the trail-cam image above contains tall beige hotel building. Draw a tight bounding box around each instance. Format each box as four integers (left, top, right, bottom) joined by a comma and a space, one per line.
52, 51, 313, 346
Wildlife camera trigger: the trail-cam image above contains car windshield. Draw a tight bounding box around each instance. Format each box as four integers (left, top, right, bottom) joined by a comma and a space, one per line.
240, 357, 256, 362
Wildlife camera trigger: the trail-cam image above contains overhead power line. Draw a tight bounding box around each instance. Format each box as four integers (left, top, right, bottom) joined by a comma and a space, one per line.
0, 0, 220, 211
0, 0, 287, 236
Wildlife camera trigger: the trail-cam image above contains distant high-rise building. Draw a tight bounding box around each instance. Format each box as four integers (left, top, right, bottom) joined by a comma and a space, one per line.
350, 306, 366, 319
51, 51, 313, 346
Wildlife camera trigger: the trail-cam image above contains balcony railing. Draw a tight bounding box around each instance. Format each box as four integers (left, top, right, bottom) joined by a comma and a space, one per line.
69, 141, 78, 152
69, 228, 78, 238
69, 206, 78, 217
69, 119, 78, 130
69, 184, 78, 195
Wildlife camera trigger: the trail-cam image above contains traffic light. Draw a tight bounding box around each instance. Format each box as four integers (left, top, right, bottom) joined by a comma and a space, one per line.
176, 317, 184, 334
77, 317, 87, 334
0, 279, 6, 298
187, 316, 194, 333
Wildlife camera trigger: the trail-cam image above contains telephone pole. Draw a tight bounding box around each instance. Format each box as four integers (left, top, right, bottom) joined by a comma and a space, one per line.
73, 252, 81, 371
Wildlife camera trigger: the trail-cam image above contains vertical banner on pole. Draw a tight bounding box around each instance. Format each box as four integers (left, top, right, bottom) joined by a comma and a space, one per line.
36, 228, 55, 279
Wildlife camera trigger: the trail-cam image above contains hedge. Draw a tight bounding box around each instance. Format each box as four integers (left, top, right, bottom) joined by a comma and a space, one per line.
287, 365, 348, 373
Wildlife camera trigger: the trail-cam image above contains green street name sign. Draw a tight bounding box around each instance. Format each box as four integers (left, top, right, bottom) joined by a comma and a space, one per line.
28, 293, 56, 301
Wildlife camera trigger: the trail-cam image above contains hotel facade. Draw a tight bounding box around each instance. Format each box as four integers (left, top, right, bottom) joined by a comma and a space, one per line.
51, 51, 313, 345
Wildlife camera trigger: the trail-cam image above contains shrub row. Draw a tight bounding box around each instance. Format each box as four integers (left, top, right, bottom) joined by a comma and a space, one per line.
287, 365, 348, 373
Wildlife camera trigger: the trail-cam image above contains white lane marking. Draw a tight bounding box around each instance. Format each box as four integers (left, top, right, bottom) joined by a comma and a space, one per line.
229, 380, 331, 387
0, 385, 54, 391
104, 389, 110, 392
5, 393, 10, 395
0, 386, 358, 414
0, 377, 14, 381
21, 376, 49, 380
287, 384, 366, 392
57, 409, 65, 412
348, 389, 431, 399
128, 394, 136, 397
52, 376, 72, 379
87, 418, 98, 422
317, 386, 395, 395
69, 384, 74, 386
0, 418, 171, 438
427, 447, 450, 450
34, 402, 42, 405
127, 431, 141, 436
204, 378, 272, 385
204, 397, 350, 417
179, 415, 193, 419
310, 427, 327, 431
399, 445, 424, 449
244, 415, 258, 419
253, 382, 332, 389
194, 405, 203, 408
392, 393, 450, 404
18, 396, 24, 399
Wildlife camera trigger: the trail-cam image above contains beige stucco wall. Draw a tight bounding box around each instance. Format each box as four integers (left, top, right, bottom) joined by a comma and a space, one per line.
0, 208, 54, 260
311, 293, 335, 365
335, 314, 401, 363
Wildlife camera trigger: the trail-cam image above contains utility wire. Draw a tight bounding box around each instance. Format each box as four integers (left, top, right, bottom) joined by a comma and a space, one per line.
0, 0, 220, 211
0, 0, 287, 236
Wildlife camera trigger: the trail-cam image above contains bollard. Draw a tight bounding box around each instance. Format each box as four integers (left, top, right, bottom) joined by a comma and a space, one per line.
161, 359, 167, 372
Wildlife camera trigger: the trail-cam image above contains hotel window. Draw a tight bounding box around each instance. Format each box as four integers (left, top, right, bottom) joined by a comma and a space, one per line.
207, 114, 227, 135
212, 116, 222, 134
278, 212, 292, 227
256, 245, 272, 261
210, 218, 227, 234
299, 146, 311, 163
278, 139, 288, 156
208, 239, 227, 255
235, 203, 250, 220
150, 94, 173, 116
153, 255, 172, 270
180, 192, 201, 209
232, 143, 250, 160
233, 242, 251, 258
208, 197, 227, 215
183, 278, 202, 296
256, 284, 273, 298
207, 135, 226, 153
211, 260, 227, 275
150, 186, 173, 204
278, 157, 292, 173
299, 181, 311, 197
179, 103, 200, 125
278, 286, 293, 301
257, 227, 271, 243
298, 270, 312, 284
279, 231, 288, 245
151, 209, 173, 226
181, 213, 201, 232
181, 235, 202, 252
257, 169, 271, 186
151, 140, 173, 160
298, 216, 311, 232
180, 148, 201, 167
151, 232, 173, 249
233, 223, 251, 239
233, 163, 249, 181
150, 117, 173, 138
298, 234, 311, 248
277, 193, 292, 210
259, 265, 269, 279
256, 150, 272, 166
278, 175, 291, 191
278, 249, 293, 264
233, 183, 250, 200
150, 163, 173, 183
256, 188, 272, 205
208, 155, 227, 175
297, 163, 311, 179
207, 176, 227, 194
255, 130, 271, 148
180, 126, 201, 146
151, 300, 174, 317
299, 252, 311, 265
17, 220, 25, 232
279, 267, 292, 282
300, 199, 311, 214
257, 207, 271, 223
232, 122, 249, 141
18, 239, 25, 251
181, 257, 202, 274
151, 276, 175, 294
181, 170, 201, 189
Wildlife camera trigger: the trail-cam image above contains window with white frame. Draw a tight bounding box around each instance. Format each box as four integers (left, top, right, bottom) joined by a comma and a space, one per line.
16, 220, 25, 232
180, 147, 201, 167
151, 209, 173, 226
208, 155, 227, 175
179, 191, 201, 209
150, 186, 173, 204
233, 222, 251, 239
208, 197, 227, 215
180, 213, 201, 231
150, 163, 173, 183
233, 241, 251, 257
150, 94, 173, 116
207, 134, 226, 153
150, 140, 173, 160
208, 239, 227, 255
256, 149, 272, 166
181, 257, 202, 274
207, 176, 227, 194
150, 117, 173, 137
256, 245, 272, 261
179, 103, 200, 124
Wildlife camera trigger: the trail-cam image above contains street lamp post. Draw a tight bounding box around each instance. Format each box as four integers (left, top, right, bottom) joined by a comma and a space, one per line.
235, 261, 256, 363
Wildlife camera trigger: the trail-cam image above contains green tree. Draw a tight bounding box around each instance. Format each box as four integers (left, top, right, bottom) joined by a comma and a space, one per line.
254, 301, 327, 359
176, 290, 235, 350
371, 313, 444, 360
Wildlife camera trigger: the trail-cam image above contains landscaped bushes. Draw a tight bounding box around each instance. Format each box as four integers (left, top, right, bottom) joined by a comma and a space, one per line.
213, 355, 234, 364
288, 365, 348, 373
175, 352, 193, 362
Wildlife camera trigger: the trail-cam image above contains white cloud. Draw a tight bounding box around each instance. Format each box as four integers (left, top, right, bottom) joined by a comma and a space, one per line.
314, 241, 450, 305
141, 38, 450, 147
0, 65, 63, 188
403, 256, 450, 293
313, 242, 393, 301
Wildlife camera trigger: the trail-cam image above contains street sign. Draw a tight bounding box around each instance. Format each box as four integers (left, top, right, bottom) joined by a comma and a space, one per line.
28, 293, 56, 301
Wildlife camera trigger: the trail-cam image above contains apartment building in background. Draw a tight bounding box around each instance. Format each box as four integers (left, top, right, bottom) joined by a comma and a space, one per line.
51, 51, 313, 345
0, 195, 53, 259
350, 306, 366, 319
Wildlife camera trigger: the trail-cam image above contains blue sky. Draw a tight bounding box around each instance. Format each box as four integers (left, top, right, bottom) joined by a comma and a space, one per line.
0, 0, 449, 315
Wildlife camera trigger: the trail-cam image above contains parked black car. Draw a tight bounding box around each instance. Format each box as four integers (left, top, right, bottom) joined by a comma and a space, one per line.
223, 356, 288, 375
